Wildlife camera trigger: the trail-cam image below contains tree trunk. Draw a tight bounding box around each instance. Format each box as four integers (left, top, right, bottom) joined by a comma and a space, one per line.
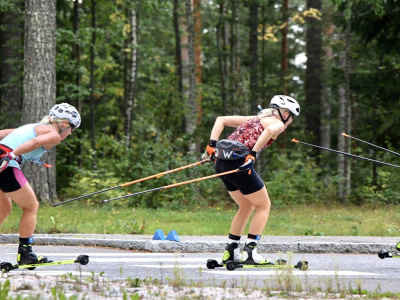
22, 0, 57, 203
229, 0, 240, 114
305, 0, 322, 161
72, 0, 83, 168
248, 0, 259, 113
184, 0, 197, 152
217, 2, 228, 114
193, 0, 202, 152
260, 1, 266, 101
344, 15, 352, 197
124, 4, 139, 148
281, 0, 289, 95
0, 0, 23, 128
338, 16, 352, 202
173, 0, 185, 135
89, 0, 97, 169
320, 10, 333, 169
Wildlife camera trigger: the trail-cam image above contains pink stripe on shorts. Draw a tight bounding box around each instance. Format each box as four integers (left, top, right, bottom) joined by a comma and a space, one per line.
13, 168, 28, 188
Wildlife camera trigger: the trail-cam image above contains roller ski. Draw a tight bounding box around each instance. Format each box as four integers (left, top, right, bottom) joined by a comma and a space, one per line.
1, 255, 89, 273
378, 249, 400, 259
206, 241, 308, 271
207, 257, 308, 271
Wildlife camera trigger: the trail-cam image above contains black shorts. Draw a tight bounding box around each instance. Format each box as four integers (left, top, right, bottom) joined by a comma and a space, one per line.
215, 158, 265, 195
0, 167, 28, 193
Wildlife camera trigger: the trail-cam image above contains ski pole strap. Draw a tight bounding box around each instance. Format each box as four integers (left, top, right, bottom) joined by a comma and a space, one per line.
0, 144, 21, 164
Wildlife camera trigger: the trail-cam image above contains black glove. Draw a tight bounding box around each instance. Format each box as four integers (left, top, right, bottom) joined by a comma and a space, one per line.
239, 151, 257, 172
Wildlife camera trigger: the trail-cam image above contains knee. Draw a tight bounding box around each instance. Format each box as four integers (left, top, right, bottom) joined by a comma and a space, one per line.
22, 201, 39, 214
255, 198, 271, 211
238, 204, 255, 215
0, 207, 12, 219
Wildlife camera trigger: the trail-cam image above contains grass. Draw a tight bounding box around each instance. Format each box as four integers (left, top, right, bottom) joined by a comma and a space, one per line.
1, 203, 400, 236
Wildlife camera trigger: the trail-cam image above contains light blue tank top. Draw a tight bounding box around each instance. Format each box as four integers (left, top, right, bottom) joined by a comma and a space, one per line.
0, 123, 48, 170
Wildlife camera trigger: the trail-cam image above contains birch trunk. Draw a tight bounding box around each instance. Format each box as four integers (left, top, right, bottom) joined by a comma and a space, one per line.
184, 0, 197, 152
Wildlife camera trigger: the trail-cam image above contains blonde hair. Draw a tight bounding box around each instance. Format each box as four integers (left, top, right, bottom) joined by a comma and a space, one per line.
39, 116, 68, 125
257, 108, 290, 120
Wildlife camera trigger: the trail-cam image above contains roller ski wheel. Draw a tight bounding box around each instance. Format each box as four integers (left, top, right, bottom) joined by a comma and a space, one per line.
76, 255, 89, 265
294, 261, 309, 271
378, 249, 390, 259
276, 258, 287, 265
206, 259, 223, 269
377, 249, 400, 259
1, 262, 15, 273
226, 260, 241, 271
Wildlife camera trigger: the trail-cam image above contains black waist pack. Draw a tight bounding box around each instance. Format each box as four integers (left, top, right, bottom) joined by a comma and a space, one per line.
215, 139, 249, 160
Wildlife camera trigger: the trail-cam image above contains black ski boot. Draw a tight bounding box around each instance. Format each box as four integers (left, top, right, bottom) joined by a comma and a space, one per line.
241, 242, 271, 265
17, 244, 49, 265
222, 242, 241, 263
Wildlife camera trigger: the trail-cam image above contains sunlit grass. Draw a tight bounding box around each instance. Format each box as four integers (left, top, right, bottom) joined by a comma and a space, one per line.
1, 203, 400, 236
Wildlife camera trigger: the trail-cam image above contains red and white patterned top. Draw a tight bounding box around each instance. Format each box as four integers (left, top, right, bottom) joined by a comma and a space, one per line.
227, 117, 276, 151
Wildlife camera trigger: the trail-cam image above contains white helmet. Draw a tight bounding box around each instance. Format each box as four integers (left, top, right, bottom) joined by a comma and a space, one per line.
270, 95, 300, 117
49, 103, 81, 129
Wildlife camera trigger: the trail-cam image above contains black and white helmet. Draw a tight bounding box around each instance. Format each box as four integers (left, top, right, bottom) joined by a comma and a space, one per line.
270, 95, 300, 117
49, 103, 81, 129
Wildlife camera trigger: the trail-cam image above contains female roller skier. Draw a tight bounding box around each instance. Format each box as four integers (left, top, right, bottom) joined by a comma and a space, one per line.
202, 95, 300, 265
0, 103, 81, 265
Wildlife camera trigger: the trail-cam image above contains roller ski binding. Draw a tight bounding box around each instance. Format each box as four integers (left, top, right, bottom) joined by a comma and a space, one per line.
206, 242, 241, 269
1, 255, 89, 273
17, 243, 51, 267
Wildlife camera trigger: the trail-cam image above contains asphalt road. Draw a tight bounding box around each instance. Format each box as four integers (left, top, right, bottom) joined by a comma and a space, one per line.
1, 244, 399, 294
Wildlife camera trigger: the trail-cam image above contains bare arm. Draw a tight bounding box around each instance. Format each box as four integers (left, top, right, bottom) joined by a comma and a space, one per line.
11, 126, 61, 156
209, 116, 255, 140
252, 121, 286, 153
0, 129, 16, 140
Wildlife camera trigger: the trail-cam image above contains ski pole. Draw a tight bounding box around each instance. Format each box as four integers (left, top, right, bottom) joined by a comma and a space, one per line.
52, 159, 213, 207
291, 138, 400, 169
342, 133, 400, 157
100, 168, 244, 204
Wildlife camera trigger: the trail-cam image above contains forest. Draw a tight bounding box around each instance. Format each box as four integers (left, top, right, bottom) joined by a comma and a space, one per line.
0, 0, 399, 208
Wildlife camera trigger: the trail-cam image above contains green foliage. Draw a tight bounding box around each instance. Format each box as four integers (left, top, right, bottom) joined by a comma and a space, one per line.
0, 280, 10, 299
2, 0, 400, 207
349, 170, 400, 205
262, 146, 337, 206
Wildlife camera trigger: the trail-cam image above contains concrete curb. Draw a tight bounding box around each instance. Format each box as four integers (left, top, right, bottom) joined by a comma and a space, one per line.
0, 234, 394, 254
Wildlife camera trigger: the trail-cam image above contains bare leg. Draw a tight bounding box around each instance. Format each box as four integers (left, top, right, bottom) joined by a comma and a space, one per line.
0, 190, 12, 226
244, 186, 271, 235
228, 190, 255, 236
6, 183, 39, 238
